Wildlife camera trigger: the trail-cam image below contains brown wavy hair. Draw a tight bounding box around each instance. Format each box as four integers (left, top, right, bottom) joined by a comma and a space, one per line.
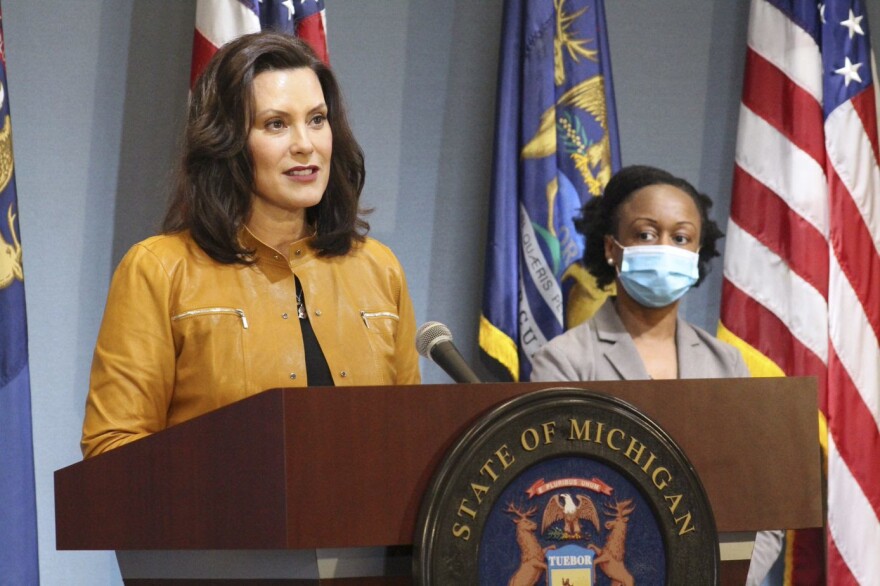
163, 31, 368, 263
578, 165, 724, 289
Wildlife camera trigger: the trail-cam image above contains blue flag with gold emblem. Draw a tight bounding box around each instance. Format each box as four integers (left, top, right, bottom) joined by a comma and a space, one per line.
0, 4, 40, 583
480, 0, 621, 381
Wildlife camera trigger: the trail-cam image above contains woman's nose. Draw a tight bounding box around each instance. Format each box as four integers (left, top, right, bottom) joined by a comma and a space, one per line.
288, 125, 314, 155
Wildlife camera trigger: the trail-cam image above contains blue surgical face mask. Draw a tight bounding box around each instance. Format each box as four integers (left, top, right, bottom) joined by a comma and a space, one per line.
613, 240, 700, 308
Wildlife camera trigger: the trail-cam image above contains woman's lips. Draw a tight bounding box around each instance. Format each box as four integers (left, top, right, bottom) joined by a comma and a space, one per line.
284, 166, 319, 181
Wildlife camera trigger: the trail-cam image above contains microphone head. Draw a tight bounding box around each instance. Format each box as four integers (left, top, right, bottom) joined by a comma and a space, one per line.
415, 321, 453, 359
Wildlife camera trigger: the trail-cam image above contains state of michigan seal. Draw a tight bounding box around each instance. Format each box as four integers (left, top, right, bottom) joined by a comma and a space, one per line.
413, 388, 719, 585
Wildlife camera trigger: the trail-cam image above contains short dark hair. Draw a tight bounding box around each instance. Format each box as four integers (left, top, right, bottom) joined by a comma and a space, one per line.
577, 165, 724, 289
163, 31, 368, 263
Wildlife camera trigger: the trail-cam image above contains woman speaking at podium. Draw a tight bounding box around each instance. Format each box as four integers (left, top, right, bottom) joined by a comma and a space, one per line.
81, 32, 420, 458
530, 165, 749, 382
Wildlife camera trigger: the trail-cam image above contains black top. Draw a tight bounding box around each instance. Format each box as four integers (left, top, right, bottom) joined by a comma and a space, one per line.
295, 277, 334, 387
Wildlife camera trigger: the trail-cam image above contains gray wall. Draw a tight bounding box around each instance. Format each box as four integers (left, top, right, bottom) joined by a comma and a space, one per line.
5, 1, 876, 583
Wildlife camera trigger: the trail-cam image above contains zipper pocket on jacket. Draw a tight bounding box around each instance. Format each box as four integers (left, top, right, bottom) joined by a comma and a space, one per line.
172, 307, 249, 329
360, 310, 399, 327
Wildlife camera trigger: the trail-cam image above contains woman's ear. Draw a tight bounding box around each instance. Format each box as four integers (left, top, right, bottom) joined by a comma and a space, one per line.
604, 234, 616, 267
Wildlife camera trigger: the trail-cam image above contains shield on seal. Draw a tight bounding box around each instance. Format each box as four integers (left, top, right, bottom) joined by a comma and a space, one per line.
546, 543, 594, 585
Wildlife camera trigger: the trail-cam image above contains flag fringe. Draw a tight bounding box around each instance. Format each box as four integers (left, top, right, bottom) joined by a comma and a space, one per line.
479, 315, 519, 382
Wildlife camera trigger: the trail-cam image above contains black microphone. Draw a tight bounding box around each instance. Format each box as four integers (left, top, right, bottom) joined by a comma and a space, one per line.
415, 321, 482, 384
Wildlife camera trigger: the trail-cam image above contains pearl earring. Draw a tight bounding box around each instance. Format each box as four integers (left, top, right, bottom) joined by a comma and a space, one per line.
607, 258, 614, 266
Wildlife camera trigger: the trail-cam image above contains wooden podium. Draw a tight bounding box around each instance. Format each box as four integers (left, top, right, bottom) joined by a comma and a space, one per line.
55, 378, 822, 585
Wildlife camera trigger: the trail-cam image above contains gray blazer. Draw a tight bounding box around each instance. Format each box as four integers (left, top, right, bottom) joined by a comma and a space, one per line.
530, 301, 750, 381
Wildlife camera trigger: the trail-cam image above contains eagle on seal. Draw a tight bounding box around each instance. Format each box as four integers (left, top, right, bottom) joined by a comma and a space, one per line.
541, 492, 600, 539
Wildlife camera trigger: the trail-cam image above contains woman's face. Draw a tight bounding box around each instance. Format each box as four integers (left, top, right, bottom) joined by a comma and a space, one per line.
604, 183, 702, 265
247, 67, 332, 223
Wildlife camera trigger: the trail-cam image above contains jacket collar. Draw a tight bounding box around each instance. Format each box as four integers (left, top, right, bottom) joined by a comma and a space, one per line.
675, 312, 703, 378
593, 299, 703, 379
593, 300, 650, 380
239, 226, 316, 268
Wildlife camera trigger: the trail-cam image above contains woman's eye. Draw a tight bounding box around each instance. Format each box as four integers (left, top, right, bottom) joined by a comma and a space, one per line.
310, 114, 327, 126
266, 119, 285, 130
637, 231, 655, 241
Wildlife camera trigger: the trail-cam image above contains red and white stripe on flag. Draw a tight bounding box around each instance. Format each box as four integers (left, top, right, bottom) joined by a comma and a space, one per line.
719, 0, 880, 583
191, 0, 329, 89
293, 4, 329, 64
192, 0, 260, 88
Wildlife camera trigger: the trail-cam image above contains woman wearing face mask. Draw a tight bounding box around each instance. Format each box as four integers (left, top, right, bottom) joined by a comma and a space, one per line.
530, 164, 749, 382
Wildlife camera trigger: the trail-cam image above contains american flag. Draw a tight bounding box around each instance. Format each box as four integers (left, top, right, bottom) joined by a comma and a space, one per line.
718, 0, 879, 582
191, 0, 328, 88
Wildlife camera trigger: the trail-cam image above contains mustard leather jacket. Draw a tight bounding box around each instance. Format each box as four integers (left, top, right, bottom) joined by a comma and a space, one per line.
82, 230, 420, 458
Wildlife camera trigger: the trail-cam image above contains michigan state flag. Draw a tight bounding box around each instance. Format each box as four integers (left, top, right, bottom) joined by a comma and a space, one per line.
480, 0, 621, 381
0, 4, 40, 583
